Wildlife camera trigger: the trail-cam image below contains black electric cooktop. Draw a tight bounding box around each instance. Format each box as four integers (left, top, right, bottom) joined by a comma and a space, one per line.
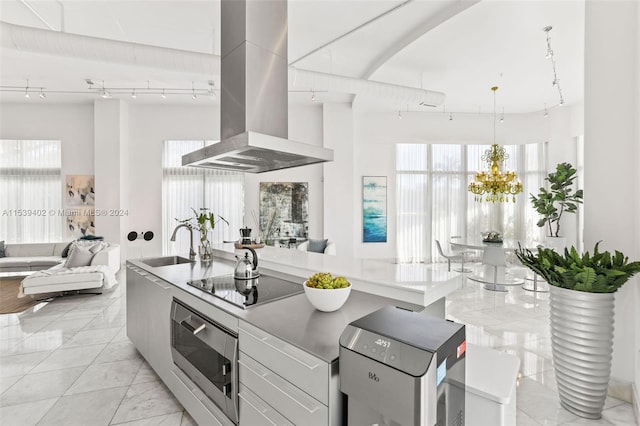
186, 274, 304, 309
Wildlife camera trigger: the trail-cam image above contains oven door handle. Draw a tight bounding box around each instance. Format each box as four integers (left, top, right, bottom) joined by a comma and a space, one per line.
180, 316, 206, 335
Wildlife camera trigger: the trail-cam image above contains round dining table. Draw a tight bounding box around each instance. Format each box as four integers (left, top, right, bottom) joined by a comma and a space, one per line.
449, 238, 542, 252
449, 238, 544, 291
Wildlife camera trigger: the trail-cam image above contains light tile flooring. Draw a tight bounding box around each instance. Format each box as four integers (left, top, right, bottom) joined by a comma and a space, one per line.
0, 270, 195, 426
447, 266, 637, 426
0, 267, 637, 425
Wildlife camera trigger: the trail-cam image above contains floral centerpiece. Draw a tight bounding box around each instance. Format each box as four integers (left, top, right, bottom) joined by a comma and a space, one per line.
482, 231, 503, 243
176, 208, 228, 263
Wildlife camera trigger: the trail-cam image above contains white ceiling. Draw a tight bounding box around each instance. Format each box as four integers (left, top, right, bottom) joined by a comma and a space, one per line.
0, 0, 584, 113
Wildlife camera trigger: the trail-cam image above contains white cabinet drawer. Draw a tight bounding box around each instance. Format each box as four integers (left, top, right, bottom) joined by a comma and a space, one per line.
239, 321, 328, 404
239, 384, 294, 426
239, 353, 327, 426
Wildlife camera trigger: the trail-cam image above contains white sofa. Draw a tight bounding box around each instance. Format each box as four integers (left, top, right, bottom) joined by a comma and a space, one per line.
0, 242, 70, 273
1, 241, 121, 296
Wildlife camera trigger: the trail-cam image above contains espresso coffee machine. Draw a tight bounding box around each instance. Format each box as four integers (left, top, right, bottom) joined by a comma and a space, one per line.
240, 227, 252, 244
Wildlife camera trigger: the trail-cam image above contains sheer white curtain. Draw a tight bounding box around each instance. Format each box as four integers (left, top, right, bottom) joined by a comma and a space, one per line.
162, 141, 244, 255
396, 143, 546, 263
396, 144, 429, 262
0, 140, 63, 243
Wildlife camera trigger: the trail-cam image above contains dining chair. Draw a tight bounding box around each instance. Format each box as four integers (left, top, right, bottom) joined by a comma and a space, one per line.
479, 246, 525, 291
450, 235, 479, 262
482, 246, 508, 292
435, 240, 470, 272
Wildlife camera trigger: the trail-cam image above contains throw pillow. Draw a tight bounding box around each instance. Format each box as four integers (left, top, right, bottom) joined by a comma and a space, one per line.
307, 238, 328, 253
64, 244, 95, 268
89, 241, 108, 254
61, 241, 75, 258
74, 240, 100, 250
0, 240, 5, 258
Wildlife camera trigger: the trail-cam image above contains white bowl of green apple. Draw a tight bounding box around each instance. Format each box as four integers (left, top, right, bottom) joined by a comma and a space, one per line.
303, 272, 352, 312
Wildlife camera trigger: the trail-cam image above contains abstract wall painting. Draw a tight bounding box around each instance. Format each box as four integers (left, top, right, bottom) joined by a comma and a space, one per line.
65, 175, 95, 206
65, 209, 96, 238
363, 176, 387, 243
259, 182, 309, 246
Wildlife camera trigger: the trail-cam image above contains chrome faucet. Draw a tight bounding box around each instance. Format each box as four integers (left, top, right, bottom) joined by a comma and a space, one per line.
170, 223, 196, 261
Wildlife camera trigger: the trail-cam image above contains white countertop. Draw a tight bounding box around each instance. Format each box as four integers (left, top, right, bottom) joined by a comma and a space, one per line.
212, 243, 461, 307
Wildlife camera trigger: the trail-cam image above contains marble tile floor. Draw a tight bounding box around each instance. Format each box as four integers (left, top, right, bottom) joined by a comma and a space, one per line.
0, 266, 637, 425
446, 265, 638, 426
0, 270, 196, 426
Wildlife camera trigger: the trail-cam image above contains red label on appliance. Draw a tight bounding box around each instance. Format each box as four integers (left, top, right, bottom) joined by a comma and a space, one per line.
457, 340, 467, 358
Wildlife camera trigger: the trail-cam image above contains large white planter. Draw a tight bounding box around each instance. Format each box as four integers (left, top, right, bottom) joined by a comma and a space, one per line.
548, 285, 615, 419
544, 236, 567, 252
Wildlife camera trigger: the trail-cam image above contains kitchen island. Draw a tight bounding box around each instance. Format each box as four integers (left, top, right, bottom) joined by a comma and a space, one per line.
126, 247, 461, 425
212, 243, 460, 308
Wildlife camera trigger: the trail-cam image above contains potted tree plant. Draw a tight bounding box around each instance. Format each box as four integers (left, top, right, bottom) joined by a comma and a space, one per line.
177, 208, 228, 263
530, 162, 583, 248
515, 243, 640, 419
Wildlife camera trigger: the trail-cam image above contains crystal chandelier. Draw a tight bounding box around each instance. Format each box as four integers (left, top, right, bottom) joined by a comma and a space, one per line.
468, 86, 523, 203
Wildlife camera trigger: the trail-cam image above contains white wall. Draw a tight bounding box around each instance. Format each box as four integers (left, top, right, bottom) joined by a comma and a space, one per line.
127, 104, 219, 258
0, 102, 325, 257
0, 103, 94, 243
0, 101, 584, 261
584, 0, 639, 398
636, 1, 640, 409
243, 105, 325, 245
323, 103, 355, 256
353, 109, 582, 259
128, 103, 324, 257
94, 100, 129, 257
0, 103, 94, 178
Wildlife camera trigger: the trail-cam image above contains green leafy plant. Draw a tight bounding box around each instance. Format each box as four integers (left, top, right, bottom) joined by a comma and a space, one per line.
530, 162, 583, 237
515, 243, 640, 293
176, 208, 229, 245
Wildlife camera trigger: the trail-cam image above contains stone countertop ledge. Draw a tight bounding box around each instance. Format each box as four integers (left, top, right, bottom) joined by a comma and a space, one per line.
212, 243, 461, 307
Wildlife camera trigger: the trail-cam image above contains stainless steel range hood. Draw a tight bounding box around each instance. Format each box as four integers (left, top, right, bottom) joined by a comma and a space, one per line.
183, 0, 333, 173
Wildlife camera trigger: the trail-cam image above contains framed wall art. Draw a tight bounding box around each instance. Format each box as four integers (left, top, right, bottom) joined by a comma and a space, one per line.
65, 175, 95, 206
362, 176, 387, 243
259, 182, 309, 246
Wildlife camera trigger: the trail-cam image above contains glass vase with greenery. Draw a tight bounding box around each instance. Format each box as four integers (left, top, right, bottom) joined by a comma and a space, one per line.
176, 208, 228, 263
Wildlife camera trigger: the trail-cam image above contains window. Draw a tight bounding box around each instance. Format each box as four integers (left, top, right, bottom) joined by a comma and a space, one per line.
0, 140, 63, 243
396, 143, 546, 263
162, 140, 244, 255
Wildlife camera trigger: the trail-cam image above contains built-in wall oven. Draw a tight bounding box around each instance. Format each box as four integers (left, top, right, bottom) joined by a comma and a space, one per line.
170, 299, 238, 424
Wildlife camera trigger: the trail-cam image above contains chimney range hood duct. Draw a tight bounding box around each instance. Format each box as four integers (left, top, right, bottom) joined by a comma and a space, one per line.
182, 0, 333, 173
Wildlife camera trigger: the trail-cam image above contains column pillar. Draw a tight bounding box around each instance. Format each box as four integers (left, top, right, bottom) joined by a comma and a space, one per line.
584, 0, 639, 399
323, 103, 355, 257
94, 99, 129, 260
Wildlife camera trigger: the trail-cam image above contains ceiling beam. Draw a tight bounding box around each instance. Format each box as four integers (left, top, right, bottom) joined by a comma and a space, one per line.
289, 0, 413, 66
19, 0, 55, 31
352, 0, 481, 107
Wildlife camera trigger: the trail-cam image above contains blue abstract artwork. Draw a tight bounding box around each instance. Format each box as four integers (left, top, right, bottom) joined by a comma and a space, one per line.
363, 176, 387, 243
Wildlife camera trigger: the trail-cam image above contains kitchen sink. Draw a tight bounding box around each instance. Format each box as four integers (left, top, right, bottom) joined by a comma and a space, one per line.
141, 256, 193, 267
